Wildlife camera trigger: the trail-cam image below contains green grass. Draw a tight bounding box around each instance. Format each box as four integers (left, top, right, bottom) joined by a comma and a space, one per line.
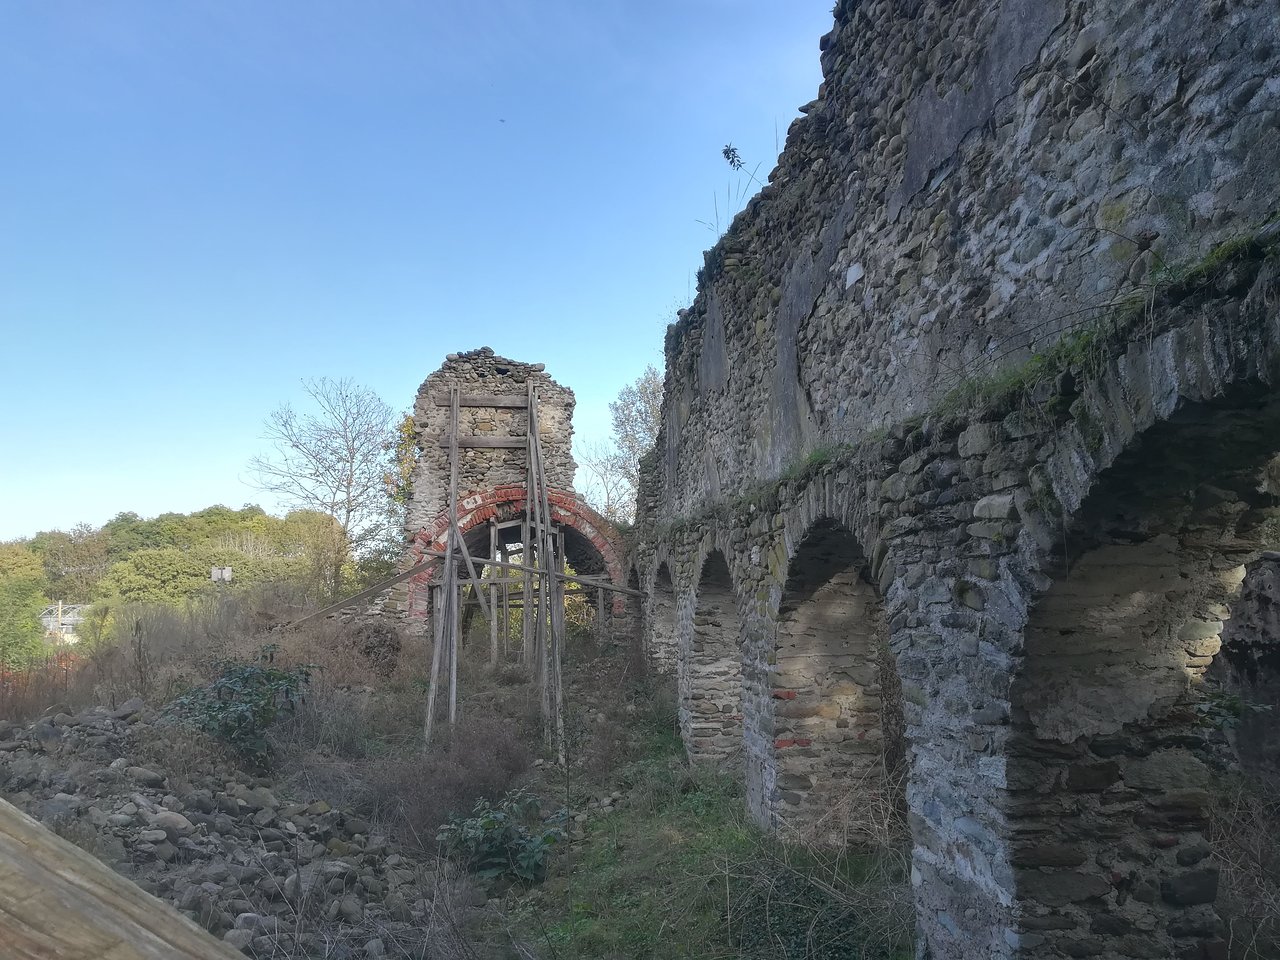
516, 733, 751, 959
510, 728, 914, 960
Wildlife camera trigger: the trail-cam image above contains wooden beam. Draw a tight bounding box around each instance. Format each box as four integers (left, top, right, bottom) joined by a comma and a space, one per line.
283, 549, 641, 631
286, 557, 435, 627
0, 797, 243, 959
433, 436, 527, 449
432, 394, 529, 408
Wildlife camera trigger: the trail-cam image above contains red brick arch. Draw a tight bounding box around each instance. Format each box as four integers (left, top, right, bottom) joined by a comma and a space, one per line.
405, 485, 625, 617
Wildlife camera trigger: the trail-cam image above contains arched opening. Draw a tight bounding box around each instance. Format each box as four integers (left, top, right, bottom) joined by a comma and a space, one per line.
647, 563, 677, 672
681, 550, 743, 765
1010, 390, 1280, 958
423, 496, 617, 669
617, 567, 643, 661
771, 520, 904, 842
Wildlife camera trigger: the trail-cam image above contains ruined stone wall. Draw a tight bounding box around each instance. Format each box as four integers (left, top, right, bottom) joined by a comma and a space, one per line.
632, 1, 1280, 956
638, 256, 1280, 958
405, 348, 576, 535
650, 0, 1279, 518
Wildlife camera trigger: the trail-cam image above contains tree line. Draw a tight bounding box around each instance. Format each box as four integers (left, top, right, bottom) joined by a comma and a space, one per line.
0, 367, 661, 665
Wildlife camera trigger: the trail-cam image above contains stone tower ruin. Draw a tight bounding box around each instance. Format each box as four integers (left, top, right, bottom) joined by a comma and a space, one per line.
404, 347, 577, 533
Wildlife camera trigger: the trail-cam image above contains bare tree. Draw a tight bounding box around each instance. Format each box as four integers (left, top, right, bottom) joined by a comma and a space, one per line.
608, 364, 663, 489
248, 378, 396, 599
574, 365, 664, 524
575, 439, 635, 524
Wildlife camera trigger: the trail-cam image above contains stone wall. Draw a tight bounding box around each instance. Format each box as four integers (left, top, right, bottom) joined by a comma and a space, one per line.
405, 348, 576, 535
652, 0, 1278, 517
629, 1, 1280, 956
637, 249, 1280, 958
387, 350, 627, 634
1213, 556, 1280, 774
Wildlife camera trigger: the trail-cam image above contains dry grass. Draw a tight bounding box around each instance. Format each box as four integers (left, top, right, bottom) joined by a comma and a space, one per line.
780, 763, 910, 851
730, 760, 913, 959
0, 591, 313, 724
132, 723, 239, 785
262, 624, 539, 853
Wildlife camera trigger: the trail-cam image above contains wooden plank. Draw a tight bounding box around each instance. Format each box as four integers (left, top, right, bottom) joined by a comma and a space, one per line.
489, 521, 499, 667
283, 554, 641, 632
425, 584, 443, 743
432, 394, 528, 408
287, 557, 435, 627
0, 797, 242, 960
453, 521, 492, 621
447, 388, 461, 728
433, 436, 527, 449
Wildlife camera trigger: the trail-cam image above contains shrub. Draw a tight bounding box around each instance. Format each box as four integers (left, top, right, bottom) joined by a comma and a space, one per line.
1211, 771, 1280, 959
437, 788, 562, 883
166, 644, 313, 758
359, 717, 531, 845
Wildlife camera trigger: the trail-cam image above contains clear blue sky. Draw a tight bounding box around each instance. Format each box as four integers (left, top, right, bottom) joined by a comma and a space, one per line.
0, 1, 831, 540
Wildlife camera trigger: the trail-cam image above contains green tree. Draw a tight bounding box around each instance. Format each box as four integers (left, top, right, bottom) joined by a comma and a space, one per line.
576, 365, 663, 524
96, 545, 292, 606
608, 364, 663, 489
0, 544, 51, 665
29, 523, 110, 602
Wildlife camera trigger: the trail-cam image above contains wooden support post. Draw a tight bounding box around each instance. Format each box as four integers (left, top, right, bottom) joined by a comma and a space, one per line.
500, 542, 511, 658
442, 387, 460, 733
425, 584, 444, 744
596, 585, 606, 644
449, 582, 460, 725
488, 520, 499, 668
521, 518, 533, 668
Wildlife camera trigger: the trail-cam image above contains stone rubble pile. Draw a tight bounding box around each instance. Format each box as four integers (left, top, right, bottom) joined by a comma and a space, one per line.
0, 700, 488, 958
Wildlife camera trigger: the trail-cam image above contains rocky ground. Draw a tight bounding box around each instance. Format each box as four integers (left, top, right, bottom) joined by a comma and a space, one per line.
0, 699, 492, 959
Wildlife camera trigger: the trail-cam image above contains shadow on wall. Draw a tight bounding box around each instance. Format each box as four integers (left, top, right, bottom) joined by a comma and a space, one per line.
647, 563, 677, 673
1009, 390, 1280, 960
771, 519, 907, 845
680, 551, 744, 766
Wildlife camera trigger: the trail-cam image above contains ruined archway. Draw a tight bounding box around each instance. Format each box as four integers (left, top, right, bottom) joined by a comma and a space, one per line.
769, 519, 904, 842
403, 485, 625, 627
647, 562, 678, 672
680, 549, 744, 765
1009, 390, 1280, 959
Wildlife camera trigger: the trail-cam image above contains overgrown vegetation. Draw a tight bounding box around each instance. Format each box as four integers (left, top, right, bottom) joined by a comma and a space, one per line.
438, 788, 562, 883
165, 644, 314, 759
512, 724, 913, 960
1211, 771, 1280, 959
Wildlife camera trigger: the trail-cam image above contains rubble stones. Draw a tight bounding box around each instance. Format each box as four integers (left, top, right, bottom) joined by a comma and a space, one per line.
0, 704, 482, 958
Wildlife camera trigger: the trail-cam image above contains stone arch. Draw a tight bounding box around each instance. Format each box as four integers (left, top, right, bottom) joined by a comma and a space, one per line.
404, 485, 626, 621
613, 566, 643, 656
680, 547, 745, 765
646, 561, 678, 673
1007, 389, 1280, 959
766, 518, 904, 841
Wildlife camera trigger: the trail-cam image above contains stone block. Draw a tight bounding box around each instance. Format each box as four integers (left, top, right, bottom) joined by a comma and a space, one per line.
1160, 867, 1219, 906
1019, 870, 1112, 906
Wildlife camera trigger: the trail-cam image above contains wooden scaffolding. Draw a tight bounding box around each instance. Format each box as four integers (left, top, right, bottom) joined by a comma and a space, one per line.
287, 381, 639, 759
421, 382, 624, 758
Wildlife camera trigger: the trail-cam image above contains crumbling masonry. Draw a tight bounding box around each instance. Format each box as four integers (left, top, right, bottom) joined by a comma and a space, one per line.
624, 1, 1280, 958
390, 348, 626, 632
